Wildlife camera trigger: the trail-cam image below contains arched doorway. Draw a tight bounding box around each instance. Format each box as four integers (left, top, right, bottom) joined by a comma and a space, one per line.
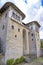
23, 29, 27, 55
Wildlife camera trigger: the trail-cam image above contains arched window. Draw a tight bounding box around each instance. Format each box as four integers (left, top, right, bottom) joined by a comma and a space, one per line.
12, 25, 14, 29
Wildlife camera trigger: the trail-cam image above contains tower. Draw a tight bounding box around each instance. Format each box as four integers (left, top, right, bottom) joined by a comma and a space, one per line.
26, 21, 41, 57
0, 2, 25, 63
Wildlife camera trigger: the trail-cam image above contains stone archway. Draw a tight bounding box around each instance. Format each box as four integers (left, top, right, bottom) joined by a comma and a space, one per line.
23, 29, 27, 55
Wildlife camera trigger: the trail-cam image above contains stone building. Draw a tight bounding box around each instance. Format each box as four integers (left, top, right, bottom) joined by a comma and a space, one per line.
0, 2, 41, 63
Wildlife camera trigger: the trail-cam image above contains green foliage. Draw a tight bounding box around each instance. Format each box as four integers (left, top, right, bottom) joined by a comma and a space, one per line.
15, 58, 20, 64
6, 56, 25, 65
13, 56, 25, 65
6, 59, 14, 65
40, 40, 43, 48
19, 56, 25, 62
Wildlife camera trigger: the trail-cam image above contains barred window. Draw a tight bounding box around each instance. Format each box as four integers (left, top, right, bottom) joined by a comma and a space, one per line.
12, 11, 20, 21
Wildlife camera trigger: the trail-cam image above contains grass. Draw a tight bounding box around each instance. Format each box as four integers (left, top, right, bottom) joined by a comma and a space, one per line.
27, 57, 43, 65
34, 57, 43, 63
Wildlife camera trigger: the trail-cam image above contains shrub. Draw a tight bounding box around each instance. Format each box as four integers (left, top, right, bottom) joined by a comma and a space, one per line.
19, 56, 25, 63
13, 56, 25, 65
6, 59, 14, 65
15, 58, 20, 64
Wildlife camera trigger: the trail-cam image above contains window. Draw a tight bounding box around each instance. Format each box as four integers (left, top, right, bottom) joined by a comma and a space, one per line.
18, 28, 20, 32
13, 12, 15, 15
32, 39, 33, 41
16, 14, 20, 21
5, 13, 7, 18
31, 26, 33, 30
12, 25, 14, 29
12, 12, 16, 18
16, 15, 20, 21
15, 35, 17, 38
2, 25, 5, 30
12, 11, 20, 21
31, 33, 33, 36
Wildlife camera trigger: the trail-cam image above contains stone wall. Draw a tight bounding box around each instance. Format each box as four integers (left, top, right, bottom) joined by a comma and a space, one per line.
5, 18, 30, 62
35, 32, 41, 57
0, 9, 9, 55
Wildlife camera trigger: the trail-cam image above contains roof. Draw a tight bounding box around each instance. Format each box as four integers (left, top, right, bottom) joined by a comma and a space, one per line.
26, 21, 41, 27
0, 2, 25, 20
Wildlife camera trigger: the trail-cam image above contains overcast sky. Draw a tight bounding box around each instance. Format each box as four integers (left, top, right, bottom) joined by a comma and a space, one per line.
0, 0, 43, 39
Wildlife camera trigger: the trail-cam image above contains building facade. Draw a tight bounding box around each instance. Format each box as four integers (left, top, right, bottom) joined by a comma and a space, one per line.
0, 2, 41, 63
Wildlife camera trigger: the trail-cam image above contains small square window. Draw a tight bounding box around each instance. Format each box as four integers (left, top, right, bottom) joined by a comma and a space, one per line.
12, 25, 14, 29
18, 28, 20, 32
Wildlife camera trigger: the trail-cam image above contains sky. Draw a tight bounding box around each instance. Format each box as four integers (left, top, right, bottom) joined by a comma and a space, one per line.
0, 0, 43, 39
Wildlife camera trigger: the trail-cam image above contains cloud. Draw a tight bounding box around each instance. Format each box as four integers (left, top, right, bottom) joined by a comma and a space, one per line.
0, 0, 9, 7
23, 0, 28, 4
40, 31, 43, 39
33, 6, 43, 39
23, 0, 41, 22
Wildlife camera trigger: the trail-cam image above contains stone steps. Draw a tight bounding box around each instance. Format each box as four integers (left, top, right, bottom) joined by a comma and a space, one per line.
24, 57, 32, 63
24, 54, 37, 63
